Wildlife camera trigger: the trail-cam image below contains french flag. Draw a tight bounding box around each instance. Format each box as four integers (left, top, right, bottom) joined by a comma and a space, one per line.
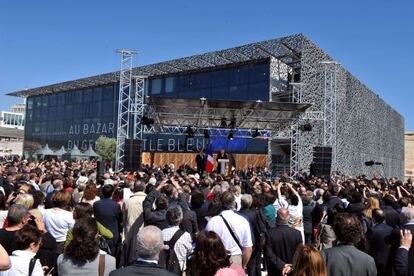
205, 143, 214, 173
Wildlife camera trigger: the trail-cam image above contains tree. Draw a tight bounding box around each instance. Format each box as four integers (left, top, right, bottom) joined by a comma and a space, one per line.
95, 136, 116, 162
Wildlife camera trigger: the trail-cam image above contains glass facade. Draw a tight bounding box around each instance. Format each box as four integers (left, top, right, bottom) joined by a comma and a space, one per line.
147, 62, 269, 101
23, 61, 270, 156
24, 85, 117, 154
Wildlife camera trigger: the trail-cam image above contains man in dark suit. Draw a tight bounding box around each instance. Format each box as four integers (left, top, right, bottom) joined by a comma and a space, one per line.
265, 208, 302, 276
93, 184, 122, 254
382, 194, 400, 227
394, 229, 412, 276
195, 150, 206, 175
322, 213, 377, 276
367, 208, 393, 275
109, 225, 175, 276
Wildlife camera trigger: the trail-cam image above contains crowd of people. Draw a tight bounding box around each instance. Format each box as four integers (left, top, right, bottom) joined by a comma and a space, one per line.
0, 157, 413, 276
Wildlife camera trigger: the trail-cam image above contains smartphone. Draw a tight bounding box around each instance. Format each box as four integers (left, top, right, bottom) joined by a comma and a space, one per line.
45, 266, 55, 275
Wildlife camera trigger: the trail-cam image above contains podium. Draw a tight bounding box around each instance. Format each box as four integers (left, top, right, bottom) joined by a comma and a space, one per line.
218, 159, 229, 175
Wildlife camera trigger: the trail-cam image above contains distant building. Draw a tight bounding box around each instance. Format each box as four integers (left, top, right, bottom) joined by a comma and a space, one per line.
0, 127, 23, 157
405, 132, 414, 180
0, 103, 25, 157
0, 103, 25, 130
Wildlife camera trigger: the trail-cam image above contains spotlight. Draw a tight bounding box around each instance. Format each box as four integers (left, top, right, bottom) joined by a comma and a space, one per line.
203, 129, 210, 139
301, 123, 312, 132
186, 126, 195, 138
229, 116, 236, 129
141, 115, 154, 127
252, 129, 260, 138
227, 131, 234, 140
220, 117, 227, 128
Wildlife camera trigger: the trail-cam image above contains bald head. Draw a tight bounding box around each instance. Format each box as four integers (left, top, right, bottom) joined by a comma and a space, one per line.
136, 225, 164, 260
277, 208, 290, 224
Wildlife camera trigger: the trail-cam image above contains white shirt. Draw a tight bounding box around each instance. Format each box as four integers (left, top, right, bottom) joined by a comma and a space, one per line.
205, 210, 253, 255
162, 226, 193, 271
0, 250, 43, 276
43, 208, 75, 242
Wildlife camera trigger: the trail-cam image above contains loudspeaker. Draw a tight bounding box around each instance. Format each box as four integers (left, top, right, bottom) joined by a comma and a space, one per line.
311, 146, 332, 177
124, 139, 142, 172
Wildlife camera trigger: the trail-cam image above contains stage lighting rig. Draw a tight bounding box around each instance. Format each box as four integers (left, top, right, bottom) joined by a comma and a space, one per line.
252, 128, 260, 138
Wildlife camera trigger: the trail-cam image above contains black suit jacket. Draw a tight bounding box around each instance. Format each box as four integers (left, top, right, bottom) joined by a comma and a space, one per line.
265, 224, 302, 276
93, 198, 122, 243
322, 244, 377, 276
383, 205, 400, 227
195, 154, 206, 172
394, 247, 411, 276
367, 222, 393, 274
109, 261, 176, 276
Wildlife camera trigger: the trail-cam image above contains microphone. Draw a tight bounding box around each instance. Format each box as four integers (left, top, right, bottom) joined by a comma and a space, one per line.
374, 162, 383, 165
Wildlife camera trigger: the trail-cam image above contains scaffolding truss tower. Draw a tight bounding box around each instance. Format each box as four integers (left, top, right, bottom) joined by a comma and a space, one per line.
115, 50, 137, 172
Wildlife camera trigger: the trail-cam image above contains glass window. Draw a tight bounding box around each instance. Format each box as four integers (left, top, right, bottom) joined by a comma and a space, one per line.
83, 89, 93, 102
102, 86, 114, 101
73, 90, 83, 103
93, 87, 102, 102
229, 85, 248, 100
102, 101, 114, 117
27, 98, 33, 110
64, 105, 73, 119
180, 75, 191, 92
191, 73, 211, 89
65, 92, 73, 104
56, 106, 64, 120
57, 93, 65, 106
49, 94, 57, 106
229, 67, 249, 85
248, 82, 269, 101
165, 77, 175, 93
42, 95, 48, 107
211, 86, 228, 100
151, 79, 162, 94
211, 70, 228, 87
48, 107, 57, 120
249, 63, 269, 83
35, 96, 42, 108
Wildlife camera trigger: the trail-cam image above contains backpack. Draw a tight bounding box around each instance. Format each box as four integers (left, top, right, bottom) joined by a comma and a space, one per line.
159, 229, 185, 275
256, 208, 274, 249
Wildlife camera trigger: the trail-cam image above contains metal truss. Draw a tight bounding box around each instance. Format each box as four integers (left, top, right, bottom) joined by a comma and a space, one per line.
132, 76, 147, 140
290, 122, 300, 179
291, 82, 304, 103
115, 50, 136, 172
300, 111, 325, 120
321, 61, 339, 171
144, 126, 273, 139
149, 105, 301, 131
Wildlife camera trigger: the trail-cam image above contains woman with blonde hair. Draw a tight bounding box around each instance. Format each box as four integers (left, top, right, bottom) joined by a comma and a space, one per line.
292, 245, 326, 276
365, 197, 380, 226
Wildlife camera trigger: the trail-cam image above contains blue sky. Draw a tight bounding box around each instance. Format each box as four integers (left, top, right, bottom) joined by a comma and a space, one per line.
1, 0, 413, 129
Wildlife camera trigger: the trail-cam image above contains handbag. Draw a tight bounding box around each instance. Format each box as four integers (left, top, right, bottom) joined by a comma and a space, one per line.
99, 236, 112, 255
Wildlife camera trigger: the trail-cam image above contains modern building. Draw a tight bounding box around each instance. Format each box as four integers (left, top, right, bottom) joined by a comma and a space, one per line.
6, 34, 404, 178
